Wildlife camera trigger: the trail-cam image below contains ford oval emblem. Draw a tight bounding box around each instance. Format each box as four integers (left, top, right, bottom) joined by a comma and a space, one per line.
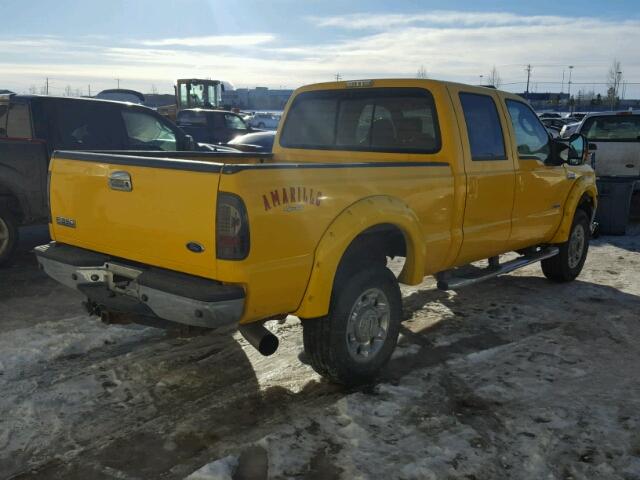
186, 242, 205, 253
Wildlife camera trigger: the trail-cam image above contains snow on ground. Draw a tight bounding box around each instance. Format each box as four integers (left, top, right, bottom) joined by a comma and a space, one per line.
1, 224, 640, 479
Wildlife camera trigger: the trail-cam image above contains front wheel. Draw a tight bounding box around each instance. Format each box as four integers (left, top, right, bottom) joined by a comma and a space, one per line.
541, 209, 590, 282
302, 265, 402, 385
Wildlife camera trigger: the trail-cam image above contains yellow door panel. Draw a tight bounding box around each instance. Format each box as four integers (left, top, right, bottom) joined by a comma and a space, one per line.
447, 86, 516, 265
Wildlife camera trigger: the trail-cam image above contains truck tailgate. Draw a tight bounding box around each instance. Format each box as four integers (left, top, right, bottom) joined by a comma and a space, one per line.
49, 152, 222, 279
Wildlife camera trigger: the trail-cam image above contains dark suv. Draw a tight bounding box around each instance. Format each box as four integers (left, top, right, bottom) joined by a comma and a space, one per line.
176, 109, 256, 144
0, 95, 195, 265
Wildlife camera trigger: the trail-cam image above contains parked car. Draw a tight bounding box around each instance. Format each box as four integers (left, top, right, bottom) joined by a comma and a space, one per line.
177, 108, 257, 144
246, 112, 280, 129
539, 112, 562, 119
559, 121, 581, 139
542, 117, 580, 138
576, 111, 639, 179
96, 89, 145, 104
0, 94, 197, 265
37, 78, 596, 385
227, 130, 276, 152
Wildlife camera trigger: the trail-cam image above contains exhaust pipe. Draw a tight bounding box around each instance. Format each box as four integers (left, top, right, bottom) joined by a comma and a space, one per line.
239, 323, 279, 356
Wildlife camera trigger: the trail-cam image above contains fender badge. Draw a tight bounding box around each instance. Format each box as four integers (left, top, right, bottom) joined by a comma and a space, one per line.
186, 242, 205, 253
56, 216, 76, 228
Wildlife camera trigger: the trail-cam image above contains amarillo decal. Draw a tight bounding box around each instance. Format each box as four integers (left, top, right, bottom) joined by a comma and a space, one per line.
262, 186, 323, 211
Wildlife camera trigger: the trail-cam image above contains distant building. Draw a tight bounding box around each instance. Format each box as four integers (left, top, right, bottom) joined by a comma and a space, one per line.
222, 87, 293, 111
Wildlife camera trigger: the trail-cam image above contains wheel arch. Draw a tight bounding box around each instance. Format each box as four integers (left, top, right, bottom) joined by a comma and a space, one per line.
0, 181, 26, 224
294, 195, 426, 319
550, 177, 597, 244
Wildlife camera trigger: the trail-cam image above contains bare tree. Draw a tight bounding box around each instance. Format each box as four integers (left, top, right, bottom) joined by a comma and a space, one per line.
28, 85, 38, 94
416, 65, 428, 79
64, 85, 73, 97
150, 84, 158, 94
606, 59, 623, 109
487, 66, 502, 88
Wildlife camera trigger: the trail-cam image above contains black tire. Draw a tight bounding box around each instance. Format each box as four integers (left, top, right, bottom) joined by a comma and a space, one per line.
0, 206, 18, 267
542, 209, 590, 282
302, 265, 402, 385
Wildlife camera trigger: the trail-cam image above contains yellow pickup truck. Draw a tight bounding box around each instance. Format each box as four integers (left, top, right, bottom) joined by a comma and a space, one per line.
36, 79, 597, 385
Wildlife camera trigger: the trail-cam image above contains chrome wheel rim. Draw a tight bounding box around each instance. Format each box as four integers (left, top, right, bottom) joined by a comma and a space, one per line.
346, 288, 390, 362
568, 224, 585, 269
0, 217, 8, 255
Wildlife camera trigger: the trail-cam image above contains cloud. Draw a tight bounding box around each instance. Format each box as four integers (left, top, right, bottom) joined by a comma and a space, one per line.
140, 34, 275, 47
1, 12, 639, 97
310, 11, 568, 29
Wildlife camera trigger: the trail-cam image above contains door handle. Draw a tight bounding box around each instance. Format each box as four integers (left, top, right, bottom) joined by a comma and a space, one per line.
566, 171, 577, 180
109, 171, 133, 192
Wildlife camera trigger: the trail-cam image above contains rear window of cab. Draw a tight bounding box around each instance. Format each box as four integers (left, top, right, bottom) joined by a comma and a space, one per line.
280, 88, 441, 153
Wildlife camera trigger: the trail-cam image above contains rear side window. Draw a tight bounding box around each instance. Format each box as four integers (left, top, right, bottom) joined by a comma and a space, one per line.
122, 110, 178, 151
459, 93, 506, 161
280, 88, 440, 153
582, 116, 640, 142
52, 101, 124, 150
505, 100, 550, 161
0, 103, 33, 138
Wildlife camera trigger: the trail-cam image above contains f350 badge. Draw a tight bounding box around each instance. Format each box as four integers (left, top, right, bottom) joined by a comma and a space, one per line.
262, 186, 323, 212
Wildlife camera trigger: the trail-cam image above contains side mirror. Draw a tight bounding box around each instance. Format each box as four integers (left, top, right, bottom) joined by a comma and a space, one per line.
566, 133, 586, 165
554, 133, 586, 166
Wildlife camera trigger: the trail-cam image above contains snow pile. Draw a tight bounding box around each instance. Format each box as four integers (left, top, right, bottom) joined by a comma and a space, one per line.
0, 316, 155, 380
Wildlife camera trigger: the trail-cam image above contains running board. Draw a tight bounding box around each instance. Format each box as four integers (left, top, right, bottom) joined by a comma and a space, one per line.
436, 248, 559, 291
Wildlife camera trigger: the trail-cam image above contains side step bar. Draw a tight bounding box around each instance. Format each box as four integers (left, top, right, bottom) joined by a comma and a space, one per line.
436, 247, 559, 291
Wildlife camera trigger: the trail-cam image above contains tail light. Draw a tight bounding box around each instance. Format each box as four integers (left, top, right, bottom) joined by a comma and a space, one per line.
216, 192, 250, 260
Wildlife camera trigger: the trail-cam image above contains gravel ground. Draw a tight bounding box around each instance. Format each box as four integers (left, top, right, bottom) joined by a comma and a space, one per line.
1, 222, 639, 480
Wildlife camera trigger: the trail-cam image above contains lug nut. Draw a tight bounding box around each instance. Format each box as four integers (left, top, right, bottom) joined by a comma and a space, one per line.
90, 274, 99, 281
141, 294, 148, 302
71, 273, 78, 280
194, 310, 203, 318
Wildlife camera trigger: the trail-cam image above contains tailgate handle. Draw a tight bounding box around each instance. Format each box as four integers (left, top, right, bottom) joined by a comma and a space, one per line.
109, 171, 132, 192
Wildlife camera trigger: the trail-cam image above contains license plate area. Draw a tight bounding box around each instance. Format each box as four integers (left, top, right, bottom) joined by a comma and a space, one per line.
75, 263, 143, 296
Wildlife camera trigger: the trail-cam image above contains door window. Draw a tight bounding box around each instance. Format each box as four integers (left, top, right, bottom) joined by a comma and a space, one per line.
459, 93, 506, 161
582, 115, 640, 142
0, 103, 33, 138
122, 110, 178, 151
224, 114, 248, 131
505, 100, 550, 161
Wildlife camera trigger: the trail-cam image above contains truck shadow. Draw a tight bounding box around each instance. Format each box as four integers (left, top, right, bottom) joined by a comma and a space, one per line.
7, 247, 640, 480
593, 219, 640, 252
383, 274, 640, 382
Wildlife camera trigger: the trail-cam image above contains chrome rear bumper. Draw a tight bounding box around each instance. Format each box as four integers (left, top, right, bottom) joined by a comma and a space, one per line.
35, 242, 244, 328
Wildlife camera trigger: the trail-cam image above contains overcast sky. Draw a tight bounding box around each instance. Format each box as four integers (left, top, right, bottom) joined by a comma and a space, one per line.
1, 0, 639, 97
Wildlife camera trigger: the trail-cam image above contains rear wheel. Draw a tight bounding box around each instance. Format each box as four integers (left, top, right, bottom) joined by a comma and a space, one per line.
542, 209, 590, 282
302, 265, 402, 385
0, 206, 18, 267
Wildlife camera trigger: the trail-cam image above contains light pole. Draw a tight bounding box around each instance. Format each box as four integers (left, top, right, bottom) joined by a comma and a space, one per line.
567, 66, 574, 112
